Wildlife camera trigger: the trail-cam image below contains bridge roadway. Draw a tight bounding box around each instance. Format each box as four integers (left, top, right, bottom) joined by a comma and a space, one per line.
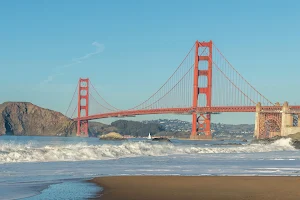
73, 106, 300, 121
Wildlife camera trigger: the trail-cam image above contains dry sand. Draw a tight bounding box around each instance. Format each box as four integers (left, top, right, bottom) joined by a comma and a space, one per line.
91, 176, 300, 200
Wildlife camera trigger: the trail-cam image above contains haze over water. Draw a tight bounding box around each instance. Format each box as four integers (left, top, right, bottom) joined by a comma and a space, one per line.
0, 136, 299, 199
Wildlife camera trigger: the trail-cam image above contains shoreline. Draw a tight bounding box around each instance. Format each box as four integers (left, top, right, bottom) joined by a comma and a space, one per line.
91, 176, 300, 200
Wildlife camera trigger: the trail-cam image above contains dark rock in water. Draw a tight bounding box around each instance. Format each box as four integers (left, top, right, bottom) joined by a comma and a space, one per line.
242, 139, 248, 142
288, 132, 300, 140
152, 137, 171, 142
251, 135, 282, 144
252, 133, 300, 149
292, 140, 300, 149
213, 143, 242, 146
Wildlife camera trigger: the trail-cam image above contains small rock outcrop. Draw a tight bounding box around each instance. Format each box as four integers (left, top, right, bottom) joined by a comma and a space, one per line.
293, 140, 300, 149
252, 133, 300, 149
152, 137, 171, 142
213, 143, 242, 146
99, 132, 125, 140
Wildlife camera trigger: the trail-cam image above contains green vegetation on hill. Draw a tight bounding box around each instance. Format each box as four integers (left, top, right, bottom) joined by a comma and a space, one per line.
111, 120, 165, 137
154, 131, 190, 138
88, 121, 118, 137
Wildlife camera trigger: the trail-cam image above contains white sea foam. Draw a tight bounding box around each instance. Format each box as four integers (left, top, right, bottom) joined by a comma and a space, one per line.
0, 138, 296, 163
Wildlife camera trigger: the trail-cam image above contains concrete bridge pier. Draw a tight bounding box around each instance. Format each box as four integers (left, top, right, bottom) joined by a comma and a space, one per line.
255, 101, 300, 139
254, 102, 261, 139
281, 102, 293, 136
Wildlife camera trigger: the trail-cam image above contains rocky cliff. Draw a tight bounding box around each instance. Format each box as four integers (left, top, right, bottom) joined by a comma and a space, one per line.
0, 102, 76, 136
0, 102, 119, 137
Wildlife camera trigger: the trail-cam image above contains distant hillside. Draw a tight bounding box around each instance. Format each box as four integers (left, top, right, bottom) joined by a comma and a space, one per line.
111, 120, 165, 137
88, 121, 118, 137
143, 119, 254, 139
0, 102, 254, 139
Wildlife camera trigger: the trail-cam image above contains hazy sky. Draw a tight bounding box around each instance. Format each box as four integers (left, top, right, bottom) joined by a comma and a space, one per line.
1, 0, 300, 124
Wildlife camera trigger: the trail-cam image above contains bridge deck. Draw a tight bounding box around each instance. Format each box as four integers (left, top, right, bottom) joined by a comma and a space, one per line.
73, 106, 300, 121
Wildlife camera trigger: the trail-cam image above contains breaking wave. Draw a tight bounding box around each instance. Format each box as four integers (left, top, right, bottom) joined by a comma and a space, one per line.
0, 138, 295, 163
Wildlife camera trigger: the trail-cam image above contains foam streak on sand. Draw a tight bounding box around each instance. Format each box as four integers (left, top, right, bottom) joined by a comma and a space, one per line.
0, 138, 295, 163
91, 176, 300, 200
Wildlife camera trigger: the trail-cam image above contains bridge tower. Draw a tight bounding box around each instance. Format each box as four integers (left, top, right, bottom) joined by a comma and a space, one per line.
77, 78, 89, 137
191, 40, 212, 139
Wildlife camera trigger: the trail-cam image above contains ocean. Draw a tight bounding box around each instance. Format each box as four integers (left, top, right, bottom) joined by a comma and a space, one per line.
0, 135, 299, 199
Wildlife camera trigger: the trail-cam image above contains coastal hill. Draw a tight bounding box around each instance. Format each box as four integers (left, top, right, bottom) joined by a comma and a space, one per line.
0, 102, 254, 139
111, 120, 165, 137
0, 102, 76, 136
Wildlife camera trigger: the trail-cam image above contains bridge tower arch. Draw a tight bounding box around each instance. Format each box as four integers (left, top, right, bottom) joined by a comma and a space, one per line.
77, 78, 89, 137
191, 40, 213, 139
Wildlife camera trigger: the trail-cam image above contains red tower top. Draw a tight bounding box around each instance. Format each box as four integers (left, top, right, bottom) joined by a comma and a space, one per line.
77, 78, 89, 136
191, 40, 213, 138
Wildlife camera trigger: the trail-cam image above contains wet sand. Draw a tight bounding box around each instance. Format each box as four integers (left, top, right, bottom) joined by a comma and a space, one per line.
91, 176, 300, 200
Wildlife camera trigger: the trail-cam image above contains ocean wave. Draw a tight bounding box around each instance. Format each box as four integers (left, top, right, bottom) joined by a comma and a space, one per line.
0, 138, 295, 163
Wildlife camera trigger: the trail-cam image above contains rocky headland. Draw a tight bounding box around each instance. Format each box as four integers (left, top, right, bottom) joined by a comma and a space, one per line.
0, 102, 112, 137
0, 102, 76, 136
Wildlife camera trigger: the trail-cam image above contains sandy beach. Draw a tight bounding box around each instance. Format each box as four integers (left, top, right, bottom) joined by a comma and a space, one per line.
91, 176, 300, 200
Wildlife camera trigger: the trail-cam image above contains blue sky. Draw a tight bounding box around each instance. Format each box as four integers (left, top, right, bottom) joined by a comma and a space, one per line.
1, 0, 300, 124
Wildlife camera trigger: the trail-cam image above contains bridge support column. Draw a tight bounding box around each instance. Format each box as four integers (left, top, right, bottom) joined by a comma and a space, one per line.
77, 78, 89, 137
191, 40, 212, 140
77, 120, 88, 137
281, 102, 292, 137
254, 102, 282, 139
192, 112, 197, 137
254, 102, 261, 139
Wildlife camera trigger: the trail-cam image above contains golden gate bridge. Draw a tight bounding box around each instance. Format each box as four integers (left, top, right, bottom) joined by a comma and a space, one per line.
65, 40, 300, 139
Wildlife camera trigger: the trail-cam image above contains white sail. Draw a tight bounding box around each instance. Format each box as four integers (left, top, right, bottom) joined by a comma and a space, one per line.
147, 133, 152, 139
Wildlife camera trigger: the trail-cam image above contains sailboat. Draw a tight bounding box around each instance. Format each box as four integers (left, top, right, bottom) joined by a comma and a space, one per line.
147, 133, 152, 140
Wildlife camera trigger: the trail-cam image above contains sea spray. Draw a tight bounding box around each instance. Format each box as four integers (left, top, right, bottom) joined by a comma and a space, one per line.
0, 138, 295, 163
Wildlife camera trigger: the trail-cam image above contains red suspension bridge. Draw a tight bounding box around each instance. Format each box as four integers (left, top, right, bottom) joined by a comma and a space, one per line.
65, 40, 300, 139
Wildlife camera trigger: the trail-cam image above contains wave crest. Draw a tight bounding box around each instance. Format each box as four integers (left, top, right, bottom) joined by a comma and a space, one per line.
0, 138, 295, 163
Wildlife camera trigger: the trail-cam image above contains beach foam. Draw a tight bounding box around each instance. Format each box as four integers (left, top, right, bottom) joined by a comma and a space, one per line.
0, 138, 295, 163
